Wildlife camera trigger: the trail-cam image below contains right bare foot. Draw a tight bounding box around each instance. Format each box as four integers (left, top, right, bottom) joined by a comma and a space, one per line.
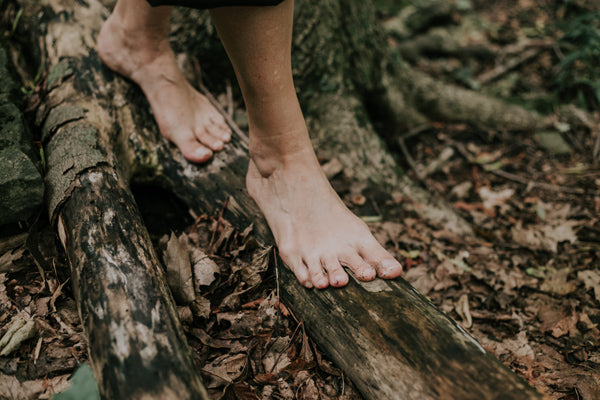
97, 14, 231, 163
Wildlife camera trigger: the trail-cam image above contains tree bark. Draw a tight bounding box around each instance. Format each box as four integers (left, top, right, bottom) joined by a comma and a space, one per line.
12, 0, 551, 399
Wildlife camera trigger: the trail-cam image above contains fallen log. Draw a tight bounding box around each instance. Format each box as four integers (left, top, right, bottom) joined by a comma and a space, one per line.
14, 0, 548, 399
10, 1, 210, 398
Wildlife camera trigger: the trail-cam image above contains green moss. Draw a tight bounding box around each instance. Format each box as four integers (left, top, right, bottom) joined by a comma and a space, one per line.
46, 60, 74, 90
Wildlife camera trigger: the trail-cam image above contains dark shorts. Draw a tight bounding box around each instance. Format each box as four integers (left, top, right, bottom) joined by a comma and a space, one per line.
147, 0, 284, 9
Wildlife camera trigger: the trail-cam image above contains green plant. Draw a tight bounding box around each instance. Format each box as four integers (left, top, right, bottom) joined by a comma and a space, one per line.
553, 4, 600, 110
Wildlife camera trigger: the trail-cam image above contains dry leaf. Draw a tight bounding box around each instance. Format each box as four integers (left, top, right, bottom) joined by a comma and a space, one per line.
190, 296, 211, 319
455, 294, 472, 329
203, 353, 247, 388
232, 382, 260, 400
510, 221, 578, 252
540, 268, 577, 296
241, 245, 272, 288
277, 379, 295, 399
300, 377, 320, 400
217, 310, 262, 337
0, 247, 27, 273
263, 336, 292, 374
191, 247, 220, 290
0, 373, 70, 400
550, 313, 579, 338
261, 385, 274, 400
577, 270, 600, 301
404, 266, 437, 295
478, 186, 514, 213
163, 232, 195, 304
0, 314, 37, 356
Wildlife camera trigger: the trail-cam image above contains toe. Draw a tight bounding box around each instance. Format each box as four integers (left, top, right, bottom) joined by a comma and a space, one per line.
195, 127, 225, 152
359, 239, 403, 279
339, 250, 376, 281
304, 256, 329, 289
171, 133, 213, 163
280, 252, 312, 288
322, 255, 348, 287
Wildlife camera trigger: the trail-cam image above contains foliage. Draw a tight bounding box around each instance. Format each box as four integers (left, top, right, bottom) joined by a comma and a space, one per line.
553, 2, 600, 110
52, 364, 99, 400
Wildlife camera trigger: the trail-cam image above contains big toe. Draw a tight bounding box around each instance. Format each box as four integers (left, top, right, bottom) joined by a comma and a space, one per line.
360, 240, 403, 279
179, 140, 213, 163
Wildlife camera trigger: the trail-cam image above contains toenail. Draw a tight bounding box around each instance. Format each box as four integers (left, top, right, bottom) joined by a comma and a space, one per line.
380, 259, 402, 276
304, 281, 313, 289
221, 132, 231, 141
195, 147, 211, 158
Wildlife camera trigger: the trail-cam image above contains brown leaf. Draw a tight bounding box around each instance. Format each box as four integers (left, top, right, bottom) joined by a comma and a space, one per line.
540, 268, 577, 296
254, 373, 278, 384
191, 247, 220, 291
403, 266, 437, 295
163, 232, 195, 304
262, 336, 292, 374
510, 221, 578, 253
203, 353, 247, 388
0, 373, 70, 400
300, 377, 320, 400
550, 313, 579, 338
190, 296, 212, 319
233, 382, 260, 400
577, 270, 600, 301
241, 245, 272, 288
455, 294, 472, 329
217, 310, 262, 337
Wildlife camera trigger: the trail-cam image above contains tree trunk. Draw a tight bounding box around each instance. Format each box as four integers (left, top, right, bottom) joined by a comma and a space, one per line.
11, 0, 552, 399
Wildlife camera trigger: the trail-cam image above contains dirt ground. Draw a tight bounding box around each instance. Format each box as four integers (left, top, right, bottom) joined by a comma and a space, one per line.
1, 0, 599, 399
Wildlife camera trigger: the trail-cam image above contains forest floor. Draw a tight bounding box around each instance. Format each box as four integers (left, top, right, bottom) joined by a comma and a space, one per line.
1, 0, 599, 399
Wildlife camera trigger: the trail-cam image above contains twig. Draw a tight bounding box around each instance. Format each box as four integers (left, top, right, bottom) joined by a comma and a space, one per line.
208, 197, 230, 253
477, 47, 544, 85
491, 169, 600, 195
593, 130, 600, 162
397, 124, 432, 186
267, 321, 303, 374
225, 80, 234, 118
200, 368, 234, 384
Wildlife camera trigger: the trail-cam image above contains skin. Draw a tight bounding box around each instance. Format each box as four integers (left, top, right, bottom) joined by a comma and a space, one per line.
97, 0, 403, 289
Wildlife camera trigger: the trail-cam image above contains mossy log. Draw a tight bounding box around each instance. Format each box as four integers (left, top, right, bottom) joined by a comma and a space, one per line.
0, 41, 43, 226
12, 0, 551, 399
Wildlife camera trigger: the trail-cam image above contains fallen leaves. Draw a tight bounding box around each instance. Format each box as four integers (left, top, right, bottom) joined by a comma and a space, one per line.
511, 220, 579, 252
0, 313, 37, 356
578, 270, 600, 302
163, 232, 195, 304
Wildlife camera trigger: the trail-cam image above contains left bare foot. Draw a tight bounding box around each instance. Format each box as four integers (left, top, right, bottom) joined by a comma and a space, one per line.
246, 134, 403, 289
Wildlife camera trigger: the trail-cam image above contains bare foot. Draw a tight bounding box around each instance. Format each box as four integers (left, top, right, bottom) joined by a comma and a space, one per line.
246, 140, 403, 289
97, 14, 231, 163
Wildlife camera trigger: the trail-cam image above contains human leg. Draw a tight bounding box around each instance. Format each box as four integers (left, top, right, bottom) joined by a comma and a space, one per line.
210, 1, 403, 289
97, 0, 231, 163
